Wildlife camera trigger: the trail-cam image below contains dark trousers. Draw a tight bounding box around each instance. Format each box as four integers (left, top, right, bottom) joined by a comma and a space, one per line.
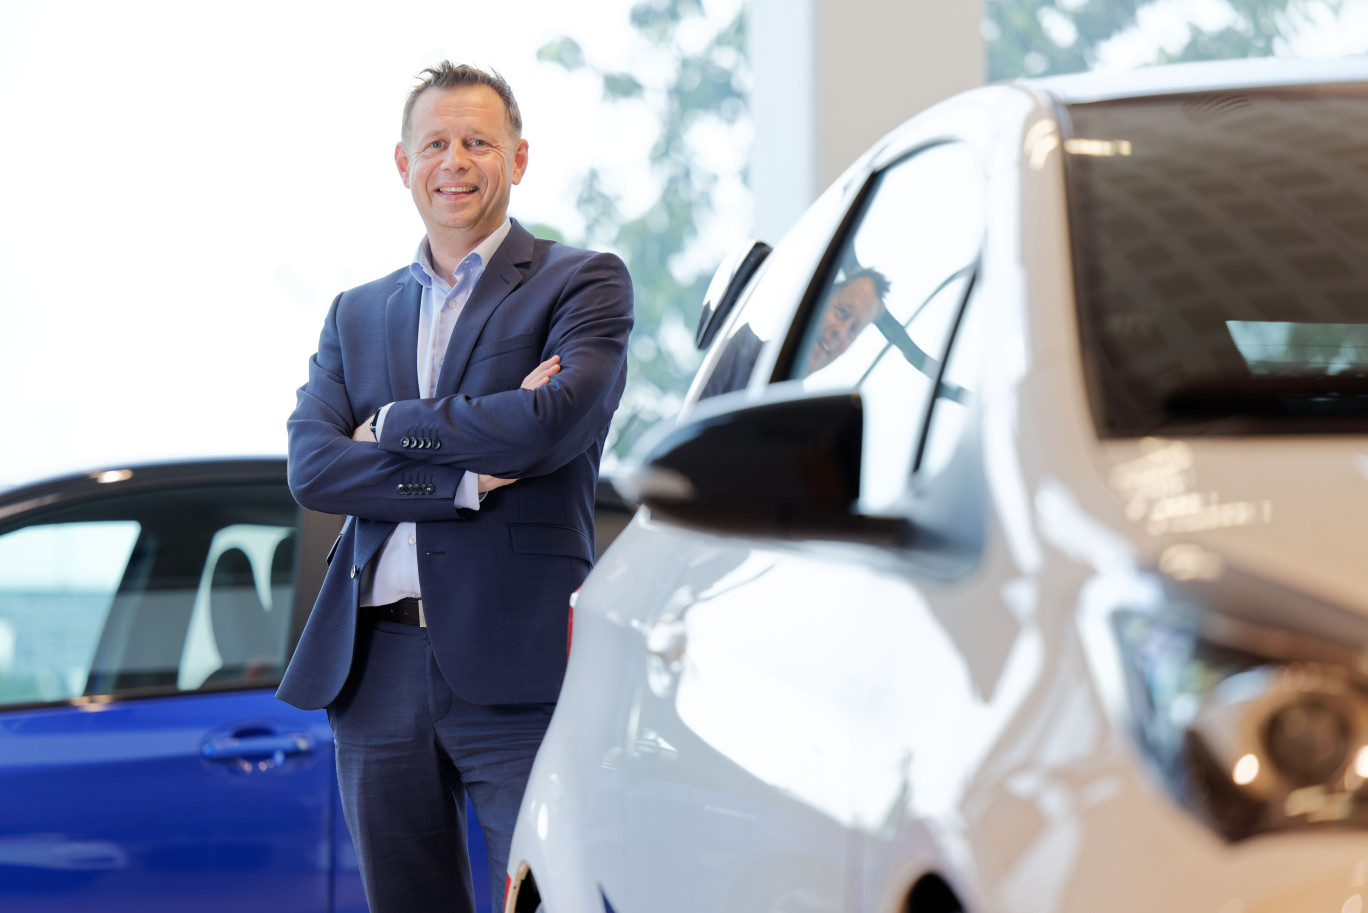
328, 619, 555, 913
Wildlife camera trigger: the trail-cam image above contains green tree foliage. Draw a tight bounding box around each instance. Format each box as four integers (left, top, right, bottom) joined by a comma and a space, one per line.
536, 0, 748, 460
985, 0, 1342, 80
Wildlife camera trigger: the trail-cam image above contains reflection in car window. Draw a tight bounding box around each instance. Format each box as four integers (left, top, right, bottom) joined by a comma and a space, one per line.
693, 178, 855, 402
1066, 87, 1368, 434
797, 268, 890, 377
920, 288, 989, 480
785, 142, 984, 509
0, 484, 300, 708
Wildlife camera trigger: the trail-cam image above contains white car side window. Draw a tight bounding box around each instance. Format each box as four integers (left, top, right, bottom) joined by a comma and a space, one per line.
693, 179, 855, 402
789, 142, 985, 509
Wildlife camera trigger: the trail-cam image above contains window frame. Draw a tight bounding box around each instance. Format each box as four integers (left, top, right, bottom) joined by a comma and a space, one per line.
770, 138, 988, 489
0, 460, 335, 713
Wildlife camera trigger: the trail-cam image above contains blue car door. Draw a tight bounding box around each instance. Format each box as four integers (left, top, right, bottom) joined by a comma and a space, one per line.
0, 466, 365, 912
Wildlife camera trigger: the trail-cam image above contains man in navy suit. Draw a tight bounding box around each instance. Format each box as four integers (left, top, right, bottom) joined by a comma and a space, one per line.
276, 62, 633, 912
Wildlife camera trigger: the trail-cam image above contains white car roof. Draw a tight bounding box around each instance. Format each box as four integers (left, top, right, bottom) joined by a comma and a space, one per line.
1026, 55, 1368, 104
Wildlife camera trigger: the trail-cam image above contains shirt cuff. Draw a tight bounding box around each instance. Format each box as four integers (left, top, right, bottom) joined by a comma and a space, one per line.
455, 471, 482, 511
373, 403, 392, 441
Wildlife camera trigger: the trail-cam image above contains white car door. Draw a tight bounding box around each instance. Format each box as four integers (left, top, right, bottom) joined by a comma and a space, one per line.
617, 140, 990, 912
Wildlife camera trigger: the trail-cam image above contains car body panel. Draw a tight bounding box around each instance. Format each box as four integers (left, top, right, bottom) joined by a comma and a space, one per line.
1, 691, 343, 913
0, 457, 524, 912
508, 58, 1368, 913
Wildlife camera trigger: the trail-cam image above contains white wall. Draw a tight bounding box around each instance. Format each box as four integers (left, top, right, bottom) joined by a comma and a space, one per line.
748, 0, 986, 241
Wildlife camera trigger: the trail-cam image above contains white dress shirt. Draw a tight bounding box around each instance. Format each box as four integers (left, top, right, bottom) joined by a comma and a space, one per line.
361, 218, 513, 608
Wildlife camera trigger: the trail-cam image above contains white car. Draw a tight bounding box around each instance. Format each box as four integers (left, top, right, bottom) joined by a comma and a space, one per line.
506, 58, 1368, 913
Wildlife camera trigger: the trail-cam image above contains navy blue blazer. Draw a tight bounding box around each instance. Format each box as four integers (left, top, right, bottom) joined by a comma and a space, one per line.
276, 221, 633, 710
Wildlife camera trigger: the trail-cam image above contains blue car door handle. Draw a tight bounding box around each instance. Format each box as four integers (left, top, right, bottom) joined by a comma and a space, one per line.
202, 731, 317, 766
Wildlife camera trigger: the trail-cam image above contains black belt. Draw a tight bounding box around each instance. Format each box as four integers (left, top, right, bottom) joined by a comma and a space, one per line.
363, 599, 425, 626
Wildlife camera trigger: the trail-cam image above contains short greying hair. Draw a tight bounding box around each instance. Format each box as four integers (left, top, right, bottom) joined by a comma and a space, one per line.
840, 265, 892, 301
401, 61, 522, 146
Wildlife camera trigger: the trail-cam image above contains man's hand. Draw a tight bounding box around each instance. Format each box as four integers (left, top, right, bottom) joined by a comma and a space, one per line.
352, 413, 377, 443
357, 359, 560, 485
477, 357, 561, 491
477, 474, 518, 493
522, 354, 561, 390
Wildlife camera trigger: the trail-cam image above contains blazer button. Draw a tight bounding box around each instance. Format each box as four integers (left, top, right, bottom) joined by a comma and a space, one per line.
401, 436, 412, 448
397, 483, 406, 494
425, 484, 436, 495
433, 440, 441, 449
349, 565, 359, 579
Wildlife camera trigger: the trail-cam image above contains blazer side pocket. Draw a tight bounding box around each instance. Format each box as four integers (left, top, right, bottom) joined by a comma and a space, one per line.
469, 332, 535, 366
509, 523, 593, 564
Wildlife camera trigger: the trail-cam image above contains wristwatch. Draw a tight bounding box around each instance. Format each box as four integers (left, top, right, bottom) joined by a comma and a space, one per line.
370, 410, 380, 439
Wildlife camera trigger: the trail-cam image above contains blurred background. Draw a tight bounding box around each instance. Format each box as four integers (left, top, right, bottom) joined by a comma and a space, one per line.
1, 0, 1365, 487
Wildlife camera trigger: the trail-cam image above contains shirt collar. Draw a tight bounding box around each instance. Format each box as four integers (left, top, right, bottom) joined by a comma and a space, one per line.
408, 218, 514, 288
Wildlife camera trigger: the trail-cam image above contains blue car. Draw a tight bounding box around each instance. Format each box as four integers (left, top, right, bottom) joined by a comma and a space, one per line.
0, 458, 633, 912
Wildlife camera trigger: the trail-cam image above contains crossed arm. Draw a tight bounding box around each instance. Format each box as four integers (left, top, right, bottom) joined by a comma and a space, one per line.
287, 250, 633, 522
350, 355, 563, 493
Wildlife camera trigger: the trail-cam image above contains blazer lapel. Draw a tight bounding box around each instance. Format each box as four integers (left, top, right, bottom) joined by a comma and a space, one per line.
385, 272, 423, 402
352, 518, 393, 571
434, 221, 536, 394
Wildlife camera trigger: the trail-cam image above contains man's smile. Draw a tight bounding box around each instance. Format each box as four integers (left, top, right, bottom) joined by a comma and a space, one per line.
436, 184, 478, 195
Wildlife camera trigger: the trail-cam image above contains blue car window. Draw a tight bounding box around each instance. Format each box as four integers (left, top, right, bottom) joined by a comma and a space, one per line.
0, 521, 140, 706
179, 525, 297, 689
0, 483, 301, 707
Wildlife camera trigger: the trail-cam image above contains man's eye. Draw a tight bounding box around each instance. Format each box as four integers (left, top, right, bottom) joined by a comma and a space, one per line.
428, 140, 444, 149
470, 139, 488, 147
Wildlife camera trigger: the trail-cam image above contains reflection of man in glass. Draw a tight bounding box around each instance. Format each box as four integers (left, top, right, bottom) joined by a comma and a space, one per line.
698, 265, 890, 401
801, 266, 890, 375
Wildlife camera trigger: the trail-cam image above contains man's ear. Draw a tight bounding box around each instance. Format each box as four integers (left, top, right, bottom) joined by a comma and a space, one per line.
395, 142, 411, 189
512, 139, 529, 185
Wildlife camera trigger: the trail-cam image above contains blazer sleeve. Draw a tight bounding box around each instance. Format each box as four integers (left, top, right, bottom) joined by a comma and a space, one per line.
377, 250, 634, 479
286, 293, 474, 522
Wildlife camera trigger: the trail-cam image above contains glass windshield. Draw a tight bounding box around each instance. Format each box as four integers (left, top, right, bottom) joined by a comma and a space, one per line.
1064, 85, 1368, 435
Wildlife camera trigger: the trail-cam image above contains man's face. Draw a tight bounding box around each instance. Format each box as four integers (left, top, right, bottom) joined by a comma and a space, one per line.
395, 84, 528, 255
803, 275, 880, 375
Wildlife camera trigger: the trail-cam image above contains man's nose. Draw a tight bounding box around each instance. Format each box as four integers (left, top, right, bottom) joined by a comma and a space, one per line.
442, 143, 468, 170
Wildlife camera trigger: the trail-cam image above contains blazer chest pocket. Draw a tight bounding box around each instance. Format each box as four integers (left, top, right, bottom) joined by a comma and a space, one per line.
469, 332, 535, 366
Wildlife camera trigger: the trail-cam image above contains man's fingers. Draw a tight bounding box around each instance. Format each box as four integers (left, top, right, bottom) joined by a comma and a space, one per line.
352, 413, 377, 442
477, 474, 518, 493
521, 354, 561, 390
524, 357, 560, 387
